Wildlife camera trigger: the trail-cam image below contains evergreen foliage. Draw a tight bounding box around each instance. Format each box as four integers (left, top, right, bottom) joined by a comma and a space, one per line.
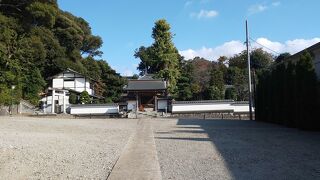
135, 19, 180, 94
225, 88, 237, 100
173, 49, 272, 101
175, 60, 194, 101
0, 0, 124, 105
255, 51, 320, 130
79, 91, 90, 104
206, 68, 224, 100
69, 92, 77, 104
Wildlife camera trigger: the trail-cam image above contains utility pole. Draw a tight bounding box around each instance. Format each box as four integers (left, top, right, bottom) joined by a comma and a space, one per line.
246, 20, 253, 120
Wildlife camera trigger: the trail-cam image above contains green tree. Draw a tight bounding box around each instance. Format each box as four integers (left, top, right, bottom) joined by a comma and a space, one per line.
225, 88, 237, 100
191, 83, 202, 100
79, 91, 90, 104
176, 60, 194, 100
81, 35, 103, 57
209, 68, 224, 91
206, 68, 224, 100
134, 46, 154, 74
226, 67, 248, 101
0, 1, 123, 106
207, 86, 223, 100
69, 92, 77, 104
132, 74, 139, 79
26, 1, 58, 28
295, 51, 318, 129
22, 68, 46, 105
256, 51, 320, 130
275, 52, 291, 64
135, 19, 180, 94
250, 48, 274, 70
29, 26, 65, 76
229, 48, 273, 70
81, 56, 101, 80
97, 60, 125, 102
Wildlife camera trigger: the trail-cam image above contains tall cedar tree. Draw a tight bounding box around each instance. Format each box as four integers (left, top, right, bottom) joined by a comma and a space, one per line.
206, 68, 224, 100
135, 19, 180, 94
176, 60, 194, 101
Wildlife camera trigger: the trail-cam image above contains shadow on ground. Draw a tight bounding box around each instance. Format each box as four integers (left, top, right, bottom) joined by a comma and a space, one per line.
157, 119, 320, 179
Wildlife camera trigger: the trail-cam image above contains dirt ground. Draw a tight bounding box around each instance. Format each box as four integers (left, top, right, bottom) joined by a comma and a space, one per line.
1, 117, 320, 180
153, 118, 320, 180
0, 116, 137, 179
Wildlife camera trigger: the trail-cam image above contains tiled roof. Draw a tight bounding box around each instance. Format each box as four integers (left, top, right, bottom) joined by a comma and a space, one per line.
124, 80, 166, 91
138, 74, 163, 81
172, 100, 234, 104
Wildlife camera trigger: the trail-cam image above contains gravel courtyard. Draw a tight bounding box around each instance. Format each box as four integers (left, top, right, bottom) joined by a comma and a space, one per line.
1, 117, 320, 179
153, 118, 320, 180
0, 117, 137, 179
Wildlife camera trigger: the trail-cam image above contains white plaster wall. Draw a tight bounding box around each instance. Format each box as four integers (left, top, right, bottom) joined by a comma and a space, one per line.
40, 95, 60, 102
40, 95, 70, 113
52, 79, 63, 88
233, 104, 251, 113
51, 75, 94, 94
64, 81, 74, 88
172, 103, 234, 113
74, 78, 94, 94
86, 81, 90, 89
75, 78, 85, 88
76, 87, 85, 92
171, 102, 255, 114
70, 106, 119, 115
87, 89, 93, 95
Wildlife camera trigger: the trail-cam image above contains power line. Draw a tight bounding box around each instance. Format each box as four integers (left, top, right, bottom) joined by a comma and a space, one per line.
249, 37, 281, 55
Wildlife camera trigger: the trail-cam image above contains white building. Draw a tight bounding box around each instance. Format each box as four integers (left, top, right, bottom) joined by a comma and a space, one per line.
40, 68, 99, 114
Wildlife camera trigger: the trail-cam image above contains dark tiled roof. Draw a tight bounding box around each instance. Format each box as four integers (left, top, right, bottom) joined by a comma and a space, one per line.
172, 100, 234, 104
124, 80, 166, 91
138, 74, 163, 81
70, 103, 118, 107
47, 68, 97, 82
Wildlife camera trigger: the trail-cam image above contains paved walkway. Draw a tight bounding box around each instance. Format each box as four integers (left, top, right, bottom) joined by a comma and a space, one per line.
108, 119, 162, 180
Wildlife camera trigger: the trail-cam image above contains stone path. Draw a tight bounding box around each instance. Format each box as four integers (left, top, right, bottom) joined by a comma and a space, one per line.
108, 119, 162, 180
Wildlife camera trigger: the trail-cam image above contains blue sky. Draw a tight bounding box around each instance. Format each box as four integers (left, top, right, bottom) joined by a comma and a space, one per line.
58, 0, 320, 75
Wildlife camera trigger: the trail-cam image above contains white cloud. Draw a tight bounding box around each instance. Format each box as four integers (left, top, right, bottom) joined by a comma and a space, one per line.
254, 37, 320, 55
180, 41, 246, 60
122, 69, 134, 76
248, 4, 268, 14
184, 1, 193, 7
185, 0, 211, 7
272, 1, 281, 7
179, 38, 320, 60
248, 2, 281, 15
113, 63, 138, 76
191, 10, 218, 19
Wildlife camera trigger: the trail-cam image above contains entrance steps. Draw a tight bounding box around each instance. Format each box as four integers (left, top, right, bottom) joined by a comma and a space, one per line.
127, 111, 170, 118
137, 111, 159, 118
